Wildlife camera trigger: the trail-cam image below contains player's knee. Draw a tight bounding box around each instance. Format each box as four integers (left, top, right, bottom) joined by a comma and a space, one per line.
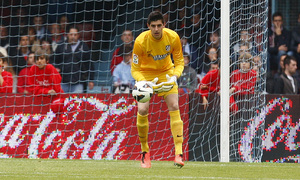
168, 103, 179, 111
138, 107, 149, 116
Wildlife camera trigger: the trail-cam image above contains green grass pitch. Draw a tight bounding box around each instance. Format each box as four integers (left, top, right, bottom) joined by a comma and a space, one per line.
0, 158, 299, 179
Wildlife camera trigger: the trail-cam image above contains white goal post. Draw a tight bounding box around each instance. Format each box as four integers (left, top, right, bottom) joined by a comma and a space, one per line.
220, 0, 230, 163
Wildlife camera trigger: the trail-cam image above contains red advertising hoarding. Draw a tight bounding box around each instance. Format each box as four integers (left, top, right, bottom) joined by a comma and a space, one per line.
0, 94, 189, 161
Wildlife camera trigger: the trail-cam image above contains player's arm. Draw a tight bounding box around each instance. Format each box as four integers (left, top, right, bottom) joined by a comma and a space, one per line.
160, 34, 184, 92
131, 42, 146, 81
0, 72, 13, 93
172, 33, 184, 78
199, 74, 211, 98
230, 71, 240, 93
50, 66, 63, 94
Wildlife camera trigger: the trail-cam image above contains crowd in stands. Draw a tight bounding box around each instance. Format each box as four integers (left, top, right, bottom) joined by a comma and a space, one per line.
0, 8, 95, 94
0, 3, 299, 97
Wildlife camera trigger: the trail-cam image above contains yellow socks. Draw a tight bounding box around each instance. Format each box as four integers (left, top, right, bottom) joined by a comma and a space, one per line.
136, 113, 149, 152
137, 110, 183, 155
169, 110, 183, 155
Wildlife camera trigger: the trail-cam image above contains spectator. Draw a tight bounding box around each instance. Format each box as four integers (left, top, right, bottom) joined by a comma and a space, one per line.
268, 12, 293, 72
59, 15, 69, 40
9, 32, 32, 75
0, 47, 12, 74
209, 30, 220, 49
0, 52, 13, 93
0, 47, 8, 68
231, 43, 250, 71
110, 30, 134, 74
253, 55, 265, 92
203, 45, 219, 74
48, 23, 64, 52
177, 52, 198, 93
112, 46, 135, 93
179, 32, 191, 56
209, 61, 219, 71
40, 38, 53, 57
0, 47, 15, 92
230, 53, 257, 158
17, 52, 35, 94
28, 49, 63, 99
266, 54, 286, 94
275, 54, 286, 78
53, 26, 94, 93
230, 53, 257, 96
238, 43, 250, 55
192, 30, 220, 74
28, 27, 41, 53
29, 49, 65, 114
232, 30, 257, 57
32, 16, 48, 40
230, 53, 257, 113
195, 66, 220, 110
274, 55, 299, 94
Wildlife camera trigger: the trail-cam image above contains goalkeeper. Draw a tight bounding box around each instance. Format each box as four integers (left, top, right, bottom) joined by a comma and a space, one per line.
131, 11, 184, 168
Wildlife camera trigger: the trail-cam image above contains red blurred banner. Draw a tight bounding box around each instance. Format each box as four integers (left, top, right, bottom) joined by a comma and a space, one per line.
0, 94, 189, 161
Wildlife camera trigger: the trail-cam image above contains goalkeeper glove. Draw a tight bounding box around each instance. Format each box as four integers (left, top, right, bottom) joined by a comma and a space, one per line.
145, 78, 164, 93
161, 75, 177, 92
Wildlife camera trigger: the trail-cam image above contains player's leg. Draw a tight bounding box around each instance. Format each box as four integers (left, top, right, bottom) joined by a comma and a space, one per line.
164, 93, 184, 167
137, 101, 151, 168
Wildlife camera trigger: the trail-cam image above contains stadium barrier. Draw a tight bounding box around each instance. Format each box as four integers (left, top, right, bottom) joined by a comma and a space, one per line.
189, 93, 300, 163
0, 93, 299, 162
0, 93, 189, 160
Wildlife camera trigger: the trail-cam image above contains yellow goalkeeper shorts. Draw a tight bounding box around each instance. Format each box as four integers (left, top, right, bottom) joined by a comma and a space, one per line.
143, 69, 178, 97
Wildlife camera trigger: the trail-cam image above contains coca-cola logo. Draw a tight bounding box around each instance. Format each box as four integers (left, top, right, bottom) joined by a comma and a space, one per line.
239, 97, 300, 163
0, 96, 136, 160
0, 94, 190, 161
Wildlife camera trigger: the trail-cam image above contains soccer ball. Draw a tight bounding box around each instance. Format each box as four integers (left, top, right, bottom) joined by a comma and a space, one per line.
132, 81, 153, 103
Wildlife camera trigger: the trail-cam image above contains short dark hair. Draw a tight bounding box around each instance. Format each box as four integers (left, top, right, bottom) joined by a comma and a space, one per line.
40, 37, 52, 45
67, 25, 79, 33
210, 60, 220, 68
19, 31, 29, 40
283, 55, 297, 66
35, 49, 49, 62
272, 12, 283, 20
122, 29, 133, 35
147, 11, 164, 25
210, 30, 220, 37
123, 46, 133, 56
183, 52, 190, 60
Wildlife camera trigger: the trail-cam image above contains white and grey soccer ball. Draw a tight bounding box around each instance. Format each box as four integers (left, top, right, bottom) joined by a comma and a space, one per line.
132, 81, 153, 103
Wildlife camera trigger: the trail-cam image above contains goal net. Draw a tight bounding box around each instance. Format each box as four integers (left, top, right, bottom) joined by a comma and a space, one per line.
0, 0, 268, 162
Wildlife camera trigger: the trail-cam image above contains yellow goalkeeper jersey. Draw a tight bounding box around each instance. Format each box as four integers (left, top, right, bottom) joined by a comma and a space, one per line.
131, 28, 184, 82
